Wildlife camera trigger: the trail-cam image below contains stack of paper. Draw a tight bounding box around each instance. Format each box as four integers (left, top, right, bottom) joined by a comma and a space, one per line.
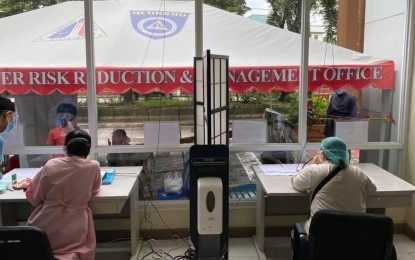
258, 164, 303, 176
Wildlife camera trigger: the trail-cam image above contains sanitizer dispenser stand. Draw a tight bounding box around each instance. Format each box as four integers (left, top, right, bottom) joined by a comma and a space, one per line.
190, 145, 229, 260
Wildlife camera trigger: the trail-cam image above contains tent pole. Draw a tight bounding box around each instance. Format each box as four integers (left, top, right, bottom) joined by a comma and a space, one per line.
195, 0, 203, 57
299, 0, 311, 161
84, 0, 98, 159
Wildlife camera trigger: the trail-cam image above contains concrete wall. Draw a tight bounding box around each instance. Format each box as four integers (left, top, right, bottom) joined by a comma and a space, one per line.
405, 25, 415, 233
364, 0, 415, 235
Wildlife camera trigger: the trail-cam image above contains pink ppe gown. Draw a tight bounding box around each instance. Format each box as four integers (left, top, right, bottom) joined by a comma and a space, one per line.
26, 156, 102, 260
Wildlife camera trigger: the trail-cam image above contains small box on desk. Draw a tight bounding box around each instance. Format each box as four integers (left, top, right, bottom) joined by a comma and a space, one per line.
101, 169, 116, 185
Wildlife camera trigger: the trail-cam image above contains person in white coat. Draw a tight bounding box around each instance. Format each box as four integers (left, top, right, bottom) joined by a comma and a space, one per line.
291, 136, 377, 232
290, 137, 377, 260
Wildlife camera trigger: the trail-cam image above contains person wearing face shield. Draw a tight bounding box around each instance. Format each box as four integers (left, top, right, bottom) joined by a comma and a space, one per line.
46, 103, 80, 147
0, 97, 18, 174
291, 137, 376, 233
261, 108, 297, 164
324, 89, 358, 137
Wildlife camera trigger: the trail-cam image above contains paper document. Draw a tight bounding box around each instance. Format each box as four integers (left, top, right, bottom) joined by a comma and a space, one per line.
0, 168, 42, 183
259, 164, 303, 176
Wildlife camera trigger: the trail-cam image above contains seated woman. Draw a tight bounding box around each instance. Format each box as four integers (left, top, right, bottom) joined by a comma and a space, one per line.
26, 130, 102, 260
107, 128, 149, 166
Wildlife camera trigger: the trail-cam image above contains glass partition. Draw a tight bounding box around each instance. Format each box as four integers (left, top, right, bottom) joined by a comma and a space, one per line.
0, 0, 411, 201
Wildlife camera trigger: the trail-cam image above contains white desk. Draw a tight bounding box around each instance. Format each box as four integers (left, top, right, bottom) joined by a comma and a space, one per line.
252, 163, 415, 260
0, 166, 142, 260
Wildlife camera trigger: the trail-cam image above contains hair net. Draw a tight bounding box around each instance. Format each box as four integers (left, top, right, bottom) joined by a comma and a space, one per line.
320, 137, 349, 169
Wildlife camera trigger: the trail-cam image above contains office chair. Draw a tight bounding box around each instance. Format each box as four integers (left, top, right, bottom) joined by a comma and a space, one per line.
291, 209, 397, 260
0, 226, 54, 260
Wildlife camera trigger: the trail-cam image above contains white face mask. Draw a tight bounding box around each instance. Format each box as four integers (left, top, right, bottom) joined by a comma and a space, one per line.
0, 136, 4, 165
272, 122, 285, 139
318, 153, 324, 163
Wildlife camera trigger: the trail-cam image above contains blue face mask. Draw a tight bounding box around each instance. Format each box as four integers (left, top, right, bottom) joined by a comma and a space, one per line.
4, 121, 15, 133
335, 90, 346, 95
57, 117, 67, 127
1, 111, 18, 134
0, 135, 4, 165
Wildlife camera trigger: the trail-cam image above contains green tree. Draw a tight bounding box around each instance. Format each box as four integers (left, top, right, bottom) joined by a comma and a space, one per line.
0, 0, 68, 18
266, 0, 302, 33
203, 0, 250, 16
266, 0, 338, 43
316, 0, 337, 43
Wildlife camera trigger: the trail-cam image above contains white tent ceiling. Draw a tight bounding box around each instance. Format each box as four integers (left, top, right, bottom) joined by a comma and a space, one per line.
0, 0, 394, 95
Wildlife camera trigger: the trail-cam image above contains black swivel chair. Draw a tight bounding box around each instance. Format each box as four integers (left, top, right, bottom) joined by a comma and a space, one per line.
0, 226, 54, 260
291, 209, 397, 260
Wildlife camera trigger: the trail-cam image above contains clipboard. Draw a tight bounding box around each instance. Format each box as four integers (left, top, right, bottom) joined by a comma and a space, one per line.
101, 169, 116, 185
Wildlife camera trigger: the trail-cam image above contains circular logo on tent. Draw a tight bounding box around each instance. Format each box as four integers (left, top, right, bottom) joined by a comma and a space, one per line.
130, 11, 189, 40
137, 17, 178, 38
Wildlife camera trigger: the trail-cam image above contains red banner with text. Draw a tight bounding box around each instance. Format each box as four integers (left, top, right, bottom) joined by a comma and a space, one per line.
0, 61, 394, 95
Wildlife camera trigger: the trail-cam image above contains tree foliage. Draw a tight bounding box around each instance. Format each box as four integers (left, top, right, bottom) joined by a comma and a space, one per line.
0, 0, 68, 18
266, 0, 302, 33
316, 0, 337, 43
203, 0, 250, 16
0, 0, 251, 18
266, 0, 338, 43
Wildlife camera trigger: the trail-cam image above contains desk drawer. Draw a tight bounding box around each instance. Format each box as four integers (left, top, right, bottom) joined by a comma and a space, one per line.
90, 201, 120, 214
367, 196, 412, 208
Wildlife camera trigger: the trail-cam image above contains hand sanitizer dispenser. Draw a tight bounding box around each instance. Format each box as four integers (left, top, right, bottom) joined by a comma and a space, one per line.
190, 145, 229, 260
198, 177, 223, 235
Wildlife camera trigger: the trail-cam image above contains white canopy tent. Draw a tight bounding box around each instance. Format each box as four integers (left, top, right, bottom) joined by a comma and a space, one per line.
0, 0, 394, 95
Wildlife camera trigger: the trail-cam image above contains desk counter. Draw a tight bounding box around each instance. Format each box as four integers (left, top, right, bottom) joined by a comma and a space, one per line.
253, 163, 415, 208
0, 166, 142, 260
252, 163, 415, 260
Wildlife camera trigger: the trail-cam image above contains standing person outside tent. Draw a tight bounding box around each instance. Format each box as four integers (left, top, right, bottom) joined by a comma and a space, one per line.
47, 103, 80, 146
26, 130, 101, 260
324, 90, 358, 137
0, 97, 18, 174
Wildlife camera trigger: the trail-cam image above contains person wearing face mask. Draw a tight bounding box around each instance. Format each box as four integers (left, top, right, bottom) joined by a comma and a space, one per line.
324, 89, 358, 137
0, 97, 18, 174
107, 128, 150, 166
46, 103, 80, 147
291, 137, 376, 233
261, 108, 297, 164
26, 130, 101, 260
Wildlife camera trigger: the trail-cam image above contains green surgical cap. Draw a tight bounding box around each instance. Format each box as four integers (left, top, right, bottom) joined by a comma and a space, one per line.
320, 137, 349, 169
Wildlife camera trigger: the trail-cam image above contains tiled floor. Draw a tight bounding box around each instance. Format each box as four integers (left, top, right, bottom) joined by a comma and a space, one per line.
97, 234, 415, 260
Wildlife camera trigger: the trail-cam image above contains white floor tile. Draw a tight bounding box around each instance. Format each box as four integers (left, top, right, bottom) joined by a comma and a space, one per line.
395, 235, 415, 254
398, 252, 415, 260
229, 238, 260, 257
97, 234, 415, 260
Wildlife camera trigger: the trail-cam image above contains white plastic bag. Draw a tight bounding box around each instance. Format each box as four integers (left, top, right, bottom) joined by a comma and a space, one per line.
164, 171, 183, 195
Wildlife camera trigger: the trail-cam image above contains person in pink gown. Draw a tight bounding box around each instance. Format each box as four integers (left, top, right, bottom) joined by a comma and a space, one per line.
26, 130, 102, 260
